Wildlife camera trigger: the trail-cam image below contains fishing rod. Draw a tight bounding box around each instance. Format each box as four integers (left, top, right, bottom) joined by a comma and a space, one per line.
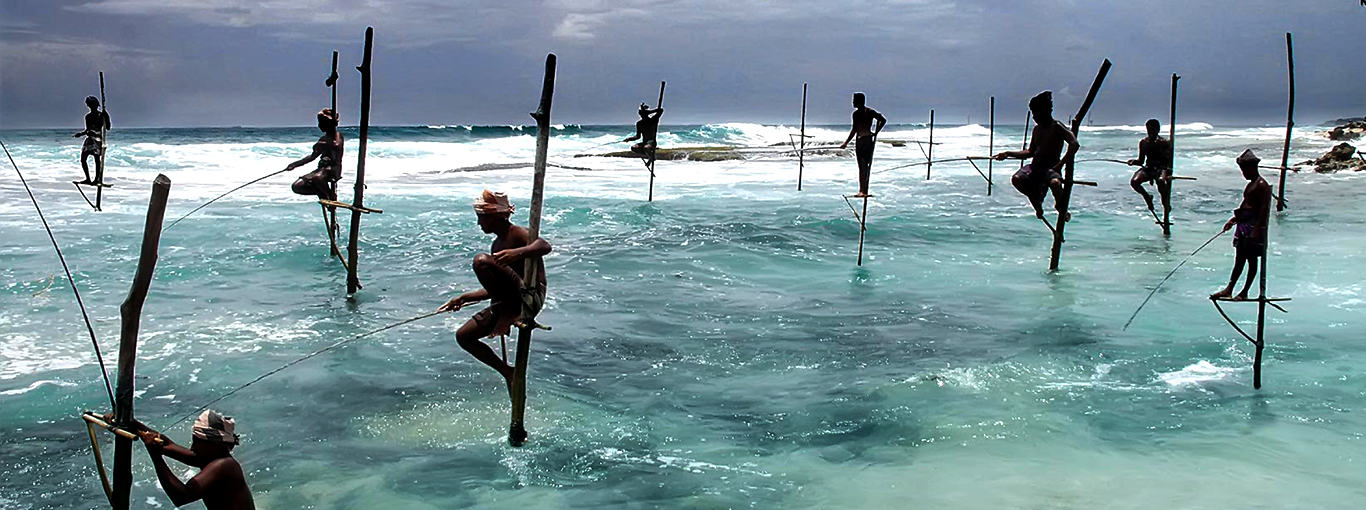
1122, 229, 1227, 330
163, 310, 445, 428
162, 167, 294, 231
1, 139, 116, 409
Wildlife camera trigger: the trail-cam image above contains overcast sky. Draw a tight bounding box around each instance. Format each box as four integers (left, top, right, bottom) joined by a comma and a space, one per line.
2, 0, 1363, 129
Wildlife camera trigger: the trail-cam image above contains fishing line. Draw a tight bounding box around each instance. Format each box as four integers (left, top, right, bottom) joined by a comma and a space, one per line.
2, 138, 116, 409
163, 310, 445, 428
162, 167, 294, 231
1122, 229, 1227, 331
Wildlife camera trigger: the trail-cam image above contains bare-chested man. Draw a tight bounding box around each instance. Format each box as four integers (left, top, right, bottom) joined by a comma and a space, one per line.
624, 103, 664, 168
1128, 119, 1174, 213
438, 190, 551, 386
285, 109, 343, 201
71, 96, 110, 184
1211, 149, 1272, 301
994, 91, 1079, 222
137, 410, 255, 510
839, 92, 887, 197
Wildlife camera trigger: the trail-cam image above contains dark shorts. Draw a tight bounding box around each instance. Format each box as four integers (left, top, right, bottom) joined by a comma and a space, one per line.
1234, 233, 1266, 258
81, 137, 102, 157
1015, 164, 1060, 189
1135, 166, 1168, 182
855, 135, 875, 167
471, 286, 546, 337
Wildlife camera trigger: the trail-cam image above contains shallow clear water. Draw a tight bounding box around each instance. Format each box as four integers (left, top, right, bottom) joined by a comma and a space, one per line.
2, 122, 1364, 509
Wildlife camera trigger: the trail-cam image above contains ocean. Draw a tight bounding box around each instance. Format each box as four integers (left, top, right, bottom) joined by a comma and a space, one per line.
1, 121, 1363, 509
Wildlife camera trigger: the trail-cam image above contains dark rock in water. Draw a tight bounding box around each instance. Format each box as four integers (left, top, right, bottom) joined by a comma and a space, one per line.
1326, 121, 1366, 141
1299, 142, 1366, 173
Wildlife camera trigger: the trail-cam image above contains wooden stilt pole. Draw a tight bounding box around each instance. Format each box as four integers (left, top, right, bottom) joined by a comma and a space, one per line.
857, 196, 869, 266
1164, 73, 1180, 236
646, 81, 665, 202
325, 51, 342, 260
510, 53, 556, 447
346, 28, 372, 296
1276, 32, 1294, 212
1049, 59, 1112, 272
988, 97, 995, 196
111, 174, 171, 510
926, 109, 935, 180
798, 83, 807, 191
94, 71, 106, 210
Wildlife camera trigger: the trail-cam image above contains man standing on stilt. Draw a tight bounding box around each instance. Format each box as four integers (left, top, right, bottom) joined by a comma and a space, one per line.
624, 103, 664, 169
437, 190, 551, 387
994, 91, 1078, 222
839, 92, 886, 197
1211, 149, 1272, 301
72, 95, 110, 184
1127, 119, 1174, 215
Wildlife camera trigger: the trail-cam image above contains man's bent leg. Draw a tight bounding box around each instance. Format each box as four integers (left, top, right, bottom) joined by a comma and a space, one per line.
455, 314, 512, 380
472, 254, 524, 303
1131, 169, 1155, 210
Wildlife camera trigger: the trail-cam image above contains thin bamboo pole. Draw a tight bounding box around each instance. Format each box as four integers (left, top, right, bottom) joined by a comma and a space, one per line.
926, 109, 935, 180
1276, 32, 1294, 212
1164, 73, 1180, 235
857, 196, 869, 266
1254, 191, 1271, 388
326, 50, 342, 260
798, 83, 807, 191
988, 97, 994, 196
112, 174, 171, 510
346, 28, 373, 295
647, 81, 665, 202
1050, 59, 1112, 271
510, 53, 556, 447
96, 71, 107, 210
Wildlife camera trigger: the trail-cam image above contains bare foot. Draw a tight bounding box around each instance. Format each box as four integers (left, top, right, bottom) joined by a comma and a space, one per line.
1059, 211, 1072, 223
1233, 293, 1249, 301
852, 192, 869, 198
78, 179, 94, 185
1210, 288, 1233, 300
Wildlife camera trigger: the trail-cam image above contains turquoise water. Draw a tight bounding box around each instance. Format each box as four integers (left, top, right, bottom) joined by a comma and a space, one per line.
2, 122, 1364, 508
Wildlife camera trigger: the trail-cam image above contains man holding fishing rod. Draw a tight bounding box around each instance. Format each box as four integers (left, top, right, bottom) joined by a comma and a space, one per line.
839, 92, 887, 197
1211, 149, 1272, 301
994, 91, 1078, 223
131, 410, 256, 509
285, 108, 343, 201
1127, 119, 1174, 214
72, 95, 110, 185
437, 190, 552, 389
624, 102, 665, 168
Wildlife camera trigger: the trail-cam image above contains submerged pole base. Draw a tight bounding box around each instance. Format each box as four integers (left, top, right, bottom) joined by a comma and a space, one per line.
508, 423, 528, 447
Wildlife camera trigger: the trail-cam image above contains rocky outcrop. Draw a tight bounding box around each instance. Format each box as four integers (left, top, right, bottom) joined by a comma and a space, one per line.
1299, 142, 1366, 173
1326, 121, 1366, 141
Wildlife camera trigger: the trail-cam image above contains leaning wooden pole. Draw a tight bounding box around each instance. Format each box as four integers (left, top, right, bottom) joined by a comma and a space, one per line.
1049, 59, 1112, 272
346, 27, 373, 295
1164, 73, 1180, 236
798, 83, 807, 191
95, 72, 107, 211
509, 53, 556, 447
111, 174, 171, 510
926, 109, 935, 180
1276, 32, 1294, 212
988, 96, 995, 196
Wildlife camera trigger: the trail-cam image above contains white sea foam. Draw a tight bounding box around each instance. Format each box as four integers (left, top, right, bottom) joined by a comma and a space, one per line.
1157, 360, 1242, 387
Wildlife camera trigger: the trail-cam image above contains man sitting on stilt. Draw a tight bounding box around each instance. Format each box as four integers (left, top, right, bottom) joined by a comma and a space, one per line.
1211, 149, 1272, 301
994, 91, 1078, 222
438, 190, 551, 387
137, 410, 256, 510
624, 103, 664, 170
72, 95, 110, 185
839, 92, 886, 197
285, 109, 343, 201
1127, 119, 1173, 215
